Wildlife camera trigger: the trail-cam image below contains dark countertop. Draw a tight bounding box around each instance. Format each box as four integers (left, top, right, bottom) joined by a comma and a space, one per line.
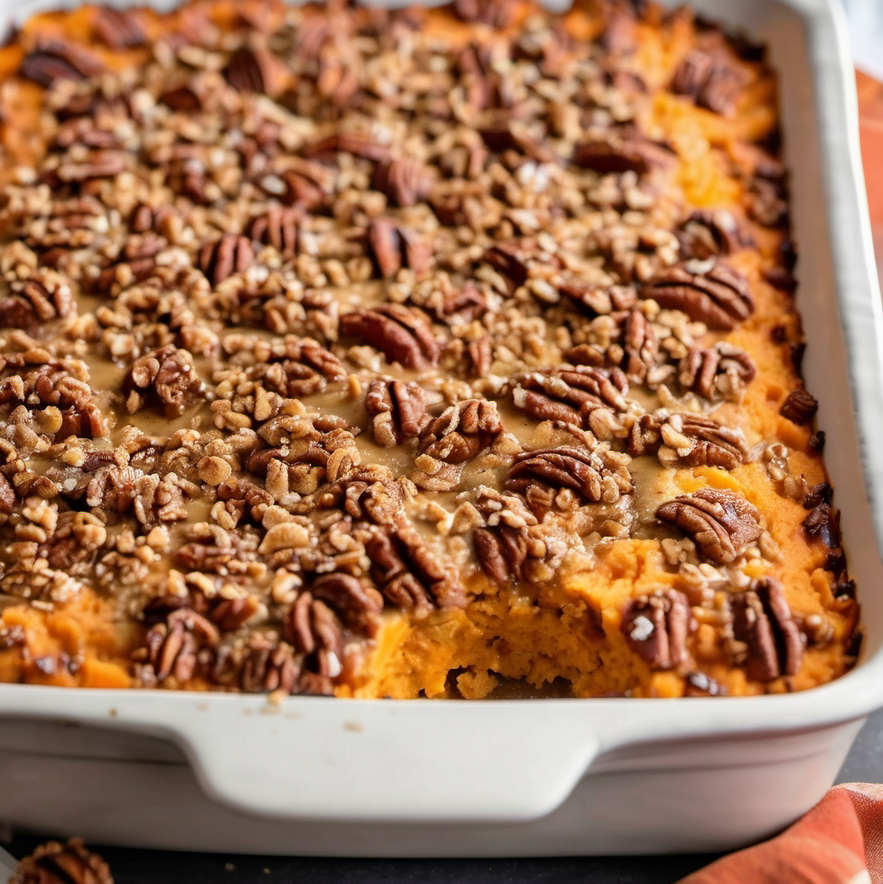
5, 707, 883, 884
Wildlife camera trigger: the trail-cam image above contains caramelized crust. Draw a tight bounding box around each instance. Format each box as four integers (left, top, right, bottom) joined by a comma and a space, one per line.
0, 0, 859, 699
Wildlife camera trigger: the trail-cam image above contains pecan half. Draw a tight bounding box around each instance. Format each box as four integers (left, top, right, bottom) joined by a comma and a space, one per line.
366, 217, 430, 278
672, 50, 745, 115
11, 838, 113, 884
506, 446, 632, 504
656, 488, 761, 565
247, 206, 300, 257
225, 46, 271, 93
239, 634, 300, 694
20, 42, 103, 87
558, 282, 638, 317
419, 399, 503, 464
621, 309, 659, 381
125, 345, 204, 417
452, 0, 514, 27
572, 131, 674, 175
631, 413, 748, 470
311, 571, 384, 637
676, 210, 744, 260
780, 387, 818, 426
622, 589, 692, 670
373, 157, 432, 208
642, 260, 753, 330
511, 366, 630, 434
198, 234, 256, 286
140, 608, 219, 684
285, 591, 343, 684
678, 343, 756, 401
365, 378, 426, 447
339, 305, 440, 370
92, 6, 146, 49
731, 578, 803, 681
482, 241, 530, 290
366, 517, 466, 612
248, 337, 346, 399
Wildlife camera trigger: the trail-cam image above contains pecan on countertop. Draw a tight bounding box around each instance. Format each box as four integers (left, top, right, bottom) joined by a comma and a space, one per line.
656, 488, 761, 565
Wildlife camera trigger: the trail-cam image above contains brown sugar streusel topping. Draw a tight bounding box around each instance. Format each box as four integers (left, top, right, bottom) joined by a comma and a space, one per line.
0, 0, 859, 698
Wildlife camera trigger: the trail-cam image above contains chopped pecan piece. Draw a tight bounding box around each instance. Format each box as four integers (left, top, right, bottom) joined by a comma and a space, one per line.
139, 608, 219, 684
11, 838, 113, 884
0, 275, 73, 331
366, 517, 466, 612
366, 217, 430, 278
247, 337, 346, 399
672, 50, 745, 114
632, 413, 748, 469
506, 445, 632, 504
511, 366, 630, 433
419, 399, 503, 464
642, 260, 753, 330
780, 387, 818, 426
803, 502, 840, 550
365, 378, 426, 447
373, 157, 432, 208
159, 85, 201, 112
125, 345, 204, 417
656, 488, 761, 565
572, 132, 674, 175
198, 234, 256, 286
622, 589, 692, 670
311, 571, 384, 637
482, 242, 530, 290
20, 42, 103, 87
676, 210, 744, 260
747, 176, 788, 228
678, 343, 756, 401
95, 233, 166, 293
92, 5, 146, 49
558, 282, 638, 317
247, 206, 300, 257
339, 305, 440, 370
731, 578, 803, 681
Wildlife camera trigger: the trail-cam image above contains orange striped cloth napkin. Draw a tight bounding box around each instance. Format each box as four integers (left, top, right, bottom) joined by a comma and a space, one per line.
677, 784, 881, 884
679, 71, 883, 884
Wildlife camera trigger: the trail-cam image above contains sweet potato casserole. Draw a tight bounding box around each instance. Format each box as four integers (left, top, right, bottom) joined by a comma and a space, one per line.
0, 0, 859, 698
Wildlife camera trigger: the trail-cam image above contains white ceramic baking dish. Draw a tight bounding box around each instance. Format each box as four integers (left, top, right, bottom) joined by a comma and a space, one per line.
0, 0, 880, 857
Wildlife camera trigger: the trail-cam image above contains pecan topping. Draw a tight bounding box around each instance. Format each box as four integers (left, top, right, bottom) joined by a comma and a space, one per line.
672, 50, 744, 114
678, 343, 756, 401
238, 635, 300, 694
339, 305, 440, 370
367, 217, 430, 278
780, 387, 818, 426
366, 518, 466, 612
225, 46, 271, 93
20, 42, 103, 87
676, 210, 744, 260
419, 399, 503, 465
311, 571, 384, 637
731, 578, 803, 681
656, 488, 761, 565
0, 275, 73, 331
373, 157, 432, 208
572, 131, 674, 175
159, 86, 201, 112
198, 234, 256, 286
558, 282, 638, 317
125, 345, 204, 417
747, 176, 788, 228
631, 413, 748, 470
473, 491, 539, 584
622, 589, 692, 670
139, 608, 219, 684
248, 206, 300, 257
365, 378, 426, 447
246, 337, 346, 399
803, 502, 840, 550
511, 366, 630, 435
642, 260, 753, 330
285, 591, 344, 682
621, 309, 659, 381
11, 838, 113, 884
92, 6, 146, 49
506, 446, 632, 504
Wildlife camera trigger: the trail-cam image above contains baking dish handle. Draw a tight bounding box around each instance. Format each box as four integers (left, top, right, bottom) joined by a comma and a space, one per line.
167, 699, 602, 822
